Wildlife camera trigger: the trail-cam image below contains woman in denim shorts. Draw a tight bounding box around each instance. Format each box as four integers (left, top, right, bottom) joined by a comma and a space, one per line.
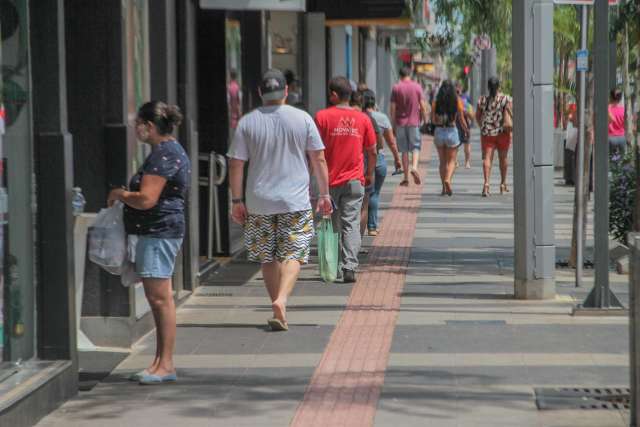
108, 101, 191, 385
432, 80, 468, 196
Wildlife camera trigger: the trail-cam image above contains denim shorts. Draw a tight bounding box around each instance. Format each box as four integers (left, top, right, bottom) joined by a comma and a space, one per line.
135, 236, 183, 279
434, 126, 461, 148
396, 126, 422, 153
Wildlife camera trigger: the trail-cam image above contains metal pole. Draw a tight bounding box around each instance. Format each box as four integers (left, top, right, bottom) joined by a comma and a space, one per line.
630, 233, 640, 426
577, 0, 623, 311
575, 5, 588, 288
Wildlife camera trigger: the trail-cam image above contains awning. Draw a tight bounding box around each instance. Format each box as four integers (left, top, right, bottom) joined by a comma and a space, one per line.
325, 17, 412, 28
199, 0, 305, 11
307, 0, 407, 20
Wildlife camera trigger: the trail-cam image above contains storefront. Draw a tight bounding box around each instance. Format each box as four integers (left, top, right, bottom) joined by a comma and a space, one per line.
0, 0, 36, 366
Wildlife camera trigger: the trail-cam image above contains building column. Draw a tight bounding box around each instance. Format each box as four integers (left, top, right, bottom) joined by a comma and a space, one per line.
376, 36, 393, 115
31, 0, 78, 365
364, 27, 377, 92
513, 0, 555, 299
329, 26, 347, 77
177, 0, 200, 290
480, 47, 497, 96
304, 12, 326, 116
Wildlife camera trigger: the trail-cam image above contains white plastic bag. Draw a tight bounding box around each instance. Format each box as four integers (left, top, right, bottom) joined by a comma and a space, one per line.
120, 235, 141, 287
88, 202, 126, 275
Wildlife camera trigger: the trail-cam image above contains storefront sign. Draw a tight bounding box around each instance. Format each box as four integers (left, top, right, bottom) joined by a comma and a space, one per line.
200, 0, 305, 11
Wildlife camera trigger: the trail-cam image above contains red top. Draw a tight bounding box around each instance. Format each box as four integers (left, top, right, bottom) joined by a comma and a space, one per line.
608, 104, 625, 137
315, 106, 377, 187
390, 79, 424, 127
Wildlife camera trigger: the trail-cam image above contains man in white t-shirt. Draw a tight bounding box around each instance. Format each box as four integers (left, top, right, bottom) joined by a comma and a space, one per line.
227, 69, 332, 331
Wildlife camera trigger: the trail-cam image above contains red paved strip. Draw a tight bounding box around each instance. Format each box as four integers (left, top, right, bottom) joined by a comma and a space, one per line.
291, 139, 431, 427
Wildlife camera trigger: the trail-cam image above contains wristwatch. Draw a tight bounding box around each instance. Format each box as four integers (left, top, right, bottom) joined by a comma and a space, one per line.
232, 198, 245, 204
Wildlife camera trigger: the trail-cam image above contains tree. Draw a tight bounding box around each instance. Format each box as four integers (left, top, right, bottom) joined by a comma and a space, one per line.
430, 0, 512, 88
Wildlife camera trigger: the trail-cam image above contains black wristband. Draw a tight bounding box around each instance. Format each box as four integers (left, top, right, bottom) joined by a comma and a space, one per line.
232, 198, 245, 204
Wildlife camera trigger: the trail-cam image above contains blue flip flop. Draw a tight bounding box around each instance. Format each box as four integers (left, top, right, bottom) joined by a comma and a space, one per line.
139, 372, 177, 385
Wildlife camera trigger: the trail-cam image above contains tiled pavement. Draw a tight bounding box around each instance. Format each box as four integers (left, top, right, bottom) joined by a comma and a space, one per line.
38, 133, 630, 426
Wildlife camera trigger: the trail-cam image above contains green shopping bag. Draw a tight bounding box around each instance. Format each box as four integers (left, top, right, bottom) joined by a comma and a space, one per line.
317, 217, 339, 283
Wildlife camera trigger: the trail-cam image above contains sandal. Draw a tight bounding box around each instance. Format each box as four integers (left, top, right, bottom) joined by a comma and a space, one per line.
368, 229, 378, 236
500, 183, 509, 194
482, 184, 490, 197
410, 169, 422, 185
399, 180, 409, 187
268, 318, 289, 331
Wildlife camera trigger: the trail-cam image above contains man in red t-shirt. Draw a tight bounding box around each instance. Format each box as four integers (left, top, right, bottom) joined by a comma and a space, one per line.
315, 76, 376, 283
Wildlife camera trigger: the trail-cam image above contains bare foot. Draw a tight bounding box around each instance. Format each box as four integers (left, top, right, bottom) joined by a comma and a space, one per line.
272, 300, 287, 323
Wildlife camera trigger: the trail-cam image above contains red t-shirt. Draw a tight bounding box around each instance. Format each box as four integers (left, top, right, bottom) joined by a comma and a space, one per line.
315, 106, 377, 187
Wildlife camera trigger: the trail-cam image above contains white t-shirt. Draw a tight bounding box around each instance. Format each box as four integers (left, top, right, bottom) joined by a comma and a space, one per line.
227, 104, 325, 215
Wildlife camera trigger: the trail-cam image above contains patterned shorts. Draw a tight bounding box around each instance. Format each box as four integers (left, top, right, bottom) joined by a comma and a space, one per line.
244, 210, 314, 264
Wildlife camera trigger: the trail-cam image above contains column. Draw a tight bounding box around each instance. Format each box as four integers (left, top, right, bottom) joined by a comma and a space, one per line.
304, 13, 326, 116
513, 0, 556, 299
364, 27, 377, 92
330, 26, 347, 77
480, 47, 497, 96
31, 0, 77, 363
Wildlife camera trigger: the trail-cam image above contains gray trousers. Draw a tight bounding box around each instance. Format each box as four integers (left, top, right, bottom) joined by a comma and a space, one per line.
330, 180, 365, 272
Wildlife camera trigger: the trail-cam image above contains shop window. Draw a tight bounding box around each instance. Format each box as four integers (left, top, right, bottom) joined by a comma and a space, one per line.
0, 0, 36, 363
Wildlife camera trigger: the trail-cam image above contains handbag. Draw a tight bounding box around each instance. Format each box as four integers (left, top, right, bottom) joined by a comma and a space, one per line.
420, 122, 435, 136
502, 102, 513, 133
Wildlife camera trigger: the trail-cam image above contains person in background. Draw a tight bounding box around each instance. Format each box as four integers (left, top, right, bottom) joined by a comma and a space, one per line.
228, 69, 332, 331
432, 80, 468, 196
456, 82, 473, 169
315, 77, 376, 283
364, 89, 402, 236
284, 69, 303, 107
350, 90, 381, 238
227, 69, 242, 140
108, 101, 190, 385
476, 77, 513, 197
390, 67, 430, 186
608, 88, 627, 156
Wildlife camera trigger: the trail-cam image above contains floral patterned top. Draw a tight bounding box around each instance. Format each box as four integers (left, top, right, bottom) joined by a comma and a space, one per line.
477, 93, 512, 137
124, 140, 191, 238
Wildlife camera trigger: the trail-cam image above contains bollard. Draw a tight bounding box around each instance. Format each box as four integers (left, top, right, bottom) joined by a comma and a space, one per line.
630, 233, 640, 426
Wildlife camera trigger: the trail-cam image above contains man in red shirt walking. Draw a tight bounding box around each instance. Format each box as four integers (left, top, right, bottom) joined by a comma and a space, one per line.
390, 67, 429, 186
315, 77, 376, 283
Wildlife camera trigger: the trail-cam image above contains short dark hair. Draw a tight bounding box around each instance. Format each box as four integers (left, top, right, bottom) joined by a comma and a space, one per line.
350, 91, 363, 108
138, 101, 183, 135
362, 89, 376, 110
488, 77, 500, 99
610, 88, 623, 103
329, 76, 352, 102
399, 67, 412, 78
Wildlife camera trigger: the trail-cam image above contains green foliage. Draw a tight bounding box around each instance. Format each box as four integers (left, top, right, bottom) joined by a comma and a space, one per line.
610, 150, 637, 244
430, 0, 512, 88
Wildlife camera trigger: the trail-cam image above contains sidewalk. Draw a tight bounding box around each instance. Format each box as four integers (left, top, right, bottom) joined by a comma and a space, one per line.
38, 134, 630, 426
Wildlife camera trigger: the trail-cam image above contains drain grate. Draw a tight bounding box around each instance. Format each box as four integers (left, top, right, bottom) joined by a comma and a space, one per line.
535, 387, 630, 410
195, 292, 233, 297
